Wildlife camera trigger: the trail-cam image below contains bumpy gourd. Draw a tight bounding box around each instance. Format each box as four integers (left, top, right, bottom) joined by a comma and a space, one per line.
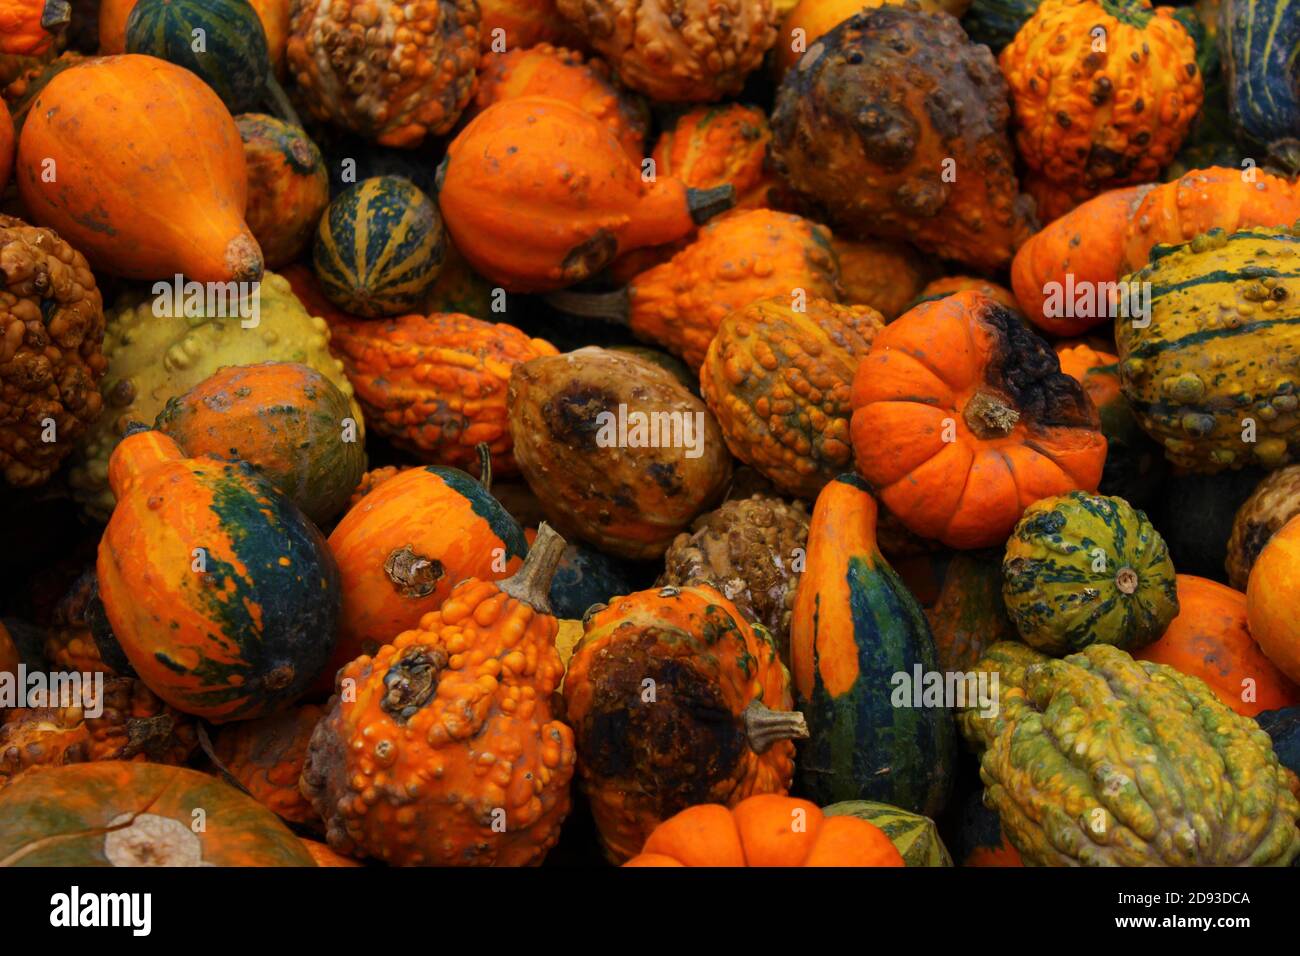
507, 348, 732, 559
0, 215, 106, 488
556, 0, 777, 102
237, 113, 329, 269
652, 104, 776, 212
961, 641, 1300, 866
564, 584, 807, 863
17, 55, 263, 283
286, 0, 480, 146
44, 570, 110, 674
300, 526, 576, 866
68, 272, 360, 520
212, 703, 324, 825
771, 7, 1031, 272
438, 96, 734, 293
96, 429, 341, 722
0, 0, 67, 55
1117, 228, 1300, 472
700, 296, 882, 499
773, 0, 970, 78
327, 309, 556, 476
1002, 491, 1179, 655
850, 292, 1107, 549
1226, 465, 1300, 588
1000, 0, 1203, 210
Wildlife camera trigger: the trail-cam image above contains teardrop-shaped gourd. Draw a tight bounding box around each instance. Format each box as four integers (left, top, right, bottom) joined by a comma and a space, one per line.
96, 428, 340, 722
17, 54, 263, 282
790, 474, 956, 816
437, 96, 735, 292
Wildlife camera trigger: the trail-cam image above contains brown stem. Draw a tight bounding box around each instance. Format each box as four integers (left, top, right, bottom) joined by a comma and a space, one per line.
263, 73, 303, 130
543, 288, 630, 324
499, 522, 566, 614
475, 442, 492, 492
41, 0, 70, 30
962, 388, 1021, 439
744, 699, 809, 754
381, 647, 447, 722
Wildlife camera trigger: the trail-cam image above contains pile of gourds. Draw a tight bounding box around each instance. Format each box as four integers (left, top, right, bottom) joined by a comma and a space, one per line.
0, 0, 1299, 869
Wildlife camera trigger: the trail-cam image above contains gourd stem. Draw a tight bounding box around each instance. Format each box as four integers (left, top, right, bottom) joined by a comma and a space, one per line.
744, 700, 809, 753
41, 0, 70, 29
499, 523, 566, 614
962, 388, 1021, 439
263, 73, 303, 130
1115, 567, 1139, 595
544, 288, 630, 324
475, 442, 492, 491
1268, 138, 1300, 177
686, 184, 737, 225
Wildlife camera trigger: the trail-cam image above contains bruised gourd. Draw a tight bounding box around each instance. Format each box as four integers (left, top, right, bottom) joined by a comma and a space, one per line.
564, 584, 807, 862
300, 525, 576, 866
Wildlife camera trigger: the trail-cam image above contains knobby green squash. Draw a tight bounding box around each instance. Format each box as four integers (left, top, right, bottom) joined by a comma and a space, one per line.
790, 474, 955, 817
312, 175, 445, 318
1002, 491, 1180, 655
126, 0, 272, 114
822, 800, 952, 866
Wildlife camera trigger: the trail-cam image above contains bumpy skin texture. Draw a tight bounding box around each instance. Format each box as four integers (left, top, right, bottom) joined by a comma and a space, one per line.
626, 210, 841, 370
287, 0, 480, 146
44, 569, 111, 674
773, 0, 969, 78
1001, 0, 1202, 210
471, 43, 648, 160
0, 762, 316, 866
771, 7, 1031, 272
0, 215, 105, 487
300, 554, 576, 866
328, 310, 556, 476
213, 703, 324, 825
1119, 167, 1300, 273
0, 0, 66, 55
1118, 228, 1300, 472
850, 292, 1106, 549
1002, 491, 1179, 655
154, 362, 365, 528
237, 113, 330, 270
830, 237, 932, 321
700, 296, 881, 498
1226, 465, 1300, 589
625, 795, 905, 866
1137, 574, 1300, 717
654, 104, 775, 211
960, 642, 1300, 866
657, 493, 808, 661
508, 348, 732, 558
556, 0, 778, 102
68, 271, 359, 520
0, 676, 197, 789
1011, 183, 1153, 335
564, 585, 803, 863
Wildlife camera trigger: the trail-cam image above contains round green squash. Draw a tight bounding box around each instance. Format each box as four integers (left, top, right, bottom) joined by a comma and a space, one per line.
547, 542, 635, 620
0, 762, 316, 866
126, 0, 271, 114
1219, 0, 1300, 171
237, 113, 330, 269
312, 175, 445, 318
822, 800, 953, 867
1002, 491, 1179, 656
154, 361, 365, 527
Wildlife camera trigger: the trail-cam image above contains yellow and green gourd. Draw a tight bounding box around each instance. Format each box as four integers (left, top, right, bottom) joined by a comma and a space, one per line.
312, 175, 445, 318
1002, 491, 1179, 655
1117, 227, 1300, 472
68, 272, 363, 520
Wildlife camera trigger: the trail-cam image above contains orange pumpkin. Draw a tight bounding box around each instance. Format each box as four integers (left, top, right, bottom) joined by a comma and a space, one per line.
918, 276, 1019, 312
17, 55, 262, 283
849, 291, 1107, 548
300, 838, 361, 866
624, 795, 905, 867
1136, 575, 1300, 717
1246, 515, 1300, 686
438, 96, 734, 292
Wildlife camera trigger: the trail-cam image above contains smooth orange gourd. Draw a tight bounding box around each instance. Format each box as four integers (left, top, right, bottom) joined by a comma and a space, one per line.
18, 55, 262, 282
624, 795, 905, 867
1247, 516, 1300, 686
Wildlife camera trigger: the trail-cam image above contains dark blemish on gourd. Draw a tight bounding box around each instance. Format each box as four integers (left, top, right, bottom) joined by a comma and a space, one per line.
560, 229, 618, 283
543, 385, 618, 451
645, 462, 682, 496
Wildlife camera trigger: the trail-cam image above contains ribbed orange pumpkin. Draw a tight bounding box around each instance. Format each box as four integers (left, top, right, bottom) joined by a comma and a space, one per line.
18, 55, 262, 283
564, 584, 807, 862
624, 795, 905, 867
470, 43, 647, 160
326, 309, 557, 477
850, 291, 1106, 548
1136, 575, 1300, 717
438, 96, 734, 292
300, 526, 576, 866
700, 296, 883, 499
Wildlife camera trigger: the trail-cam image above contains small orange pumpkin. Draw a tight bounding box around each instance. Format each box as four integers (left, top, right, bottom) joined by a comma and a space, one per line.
624, 794, 904, 867
1137, 575, 1300, 717
1246, 515, 1300, 686
850, 291, 1106, 549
